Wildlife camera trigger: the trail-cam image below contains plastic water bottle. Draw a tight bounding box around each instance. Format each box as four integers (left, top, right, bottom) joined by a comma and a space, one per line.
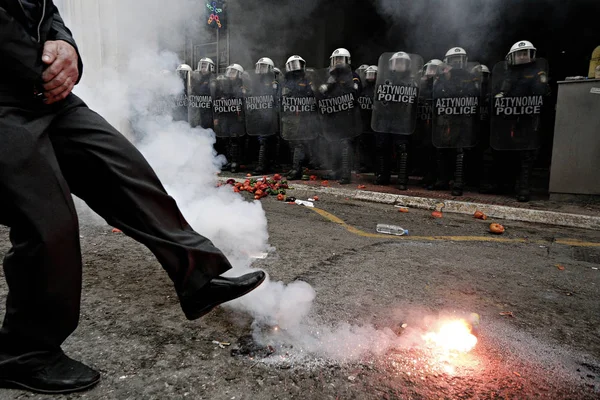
376, 223, 409, 236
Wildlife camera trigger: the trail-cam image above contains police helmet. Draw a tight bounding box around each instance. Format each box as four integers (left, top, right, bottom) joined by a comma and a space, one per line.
506, 40, 536, 65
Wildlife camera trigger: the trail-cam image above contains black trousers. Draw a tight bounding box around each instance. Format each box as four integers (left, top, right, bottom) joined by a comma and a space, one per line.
0, 93, 231, 369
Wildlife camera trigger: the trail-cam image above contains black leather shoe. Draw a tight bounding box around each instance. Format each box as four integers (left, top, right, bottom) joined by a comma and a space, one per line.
182, 271, 266, 320
0, 353, 99, 394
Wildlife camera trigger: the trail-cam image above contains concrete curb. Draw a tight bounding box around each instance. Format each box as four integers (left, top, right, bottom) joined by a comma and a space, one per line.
223, 177, 600, 230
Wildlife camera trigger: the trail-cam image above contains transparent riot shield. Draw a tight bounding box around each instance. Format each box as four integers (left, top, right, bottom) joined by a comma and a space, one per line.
172, 69, 190, 123
244, 72, 278, 137
357, 79, 375, 133
212, 76, 246, 138
313, 67, 362, 141
432, 66, 480, 148
188, 71, 215, 129
490, 58, 549, 151
371, 52, 423, 134
280, 71, 320, 142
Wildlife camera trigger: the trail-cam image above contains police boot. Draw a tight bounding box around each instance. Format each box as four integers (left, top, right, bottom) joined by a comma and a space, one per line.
451, 150, 464, 196
374, 134, 390, 185
286, 144, 304, 180
252, 138, 268, 175
221, 141, 232, 171
396, 143, 409, 191
355, 136, 368, 173
272, 136, 282, 170
230, 139, 240, 173
479, 147, 497, 194
339, 140, 352, 184
516, 150, 533, 202
431, 150, 449, 190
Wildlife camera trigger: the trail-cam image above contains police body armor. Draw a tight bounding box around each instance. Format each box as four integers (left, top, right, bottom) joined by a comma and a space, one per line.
432, 67, 480, 148
245, 72, 279, 137
213, 77, 246, 138
490, 59, 549, 151
313, 66, 362, 141
371, 52, 423, 135
188, 71, 215, 129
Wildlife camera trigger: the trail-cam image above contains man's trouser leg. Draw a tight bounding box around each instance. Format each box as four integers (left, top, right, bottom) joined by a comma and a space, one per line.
0, 105, 82, 371
48, 95, 232, 300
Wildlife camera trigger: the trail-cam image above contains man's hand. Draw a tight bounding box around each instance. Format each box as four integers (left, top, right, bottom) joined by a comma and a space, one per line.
41, 40, 79, 104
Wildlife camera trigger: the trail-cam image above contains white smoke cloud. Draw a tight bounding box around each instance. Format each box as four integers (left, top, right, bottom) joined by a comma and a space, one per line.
56, 0, 316, 335
55, 0, 444, 364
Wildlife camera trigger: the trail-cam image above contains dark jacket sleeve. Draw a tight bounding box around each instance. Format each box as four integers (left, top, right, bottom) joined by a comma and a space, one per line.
0, 5, 45, 82
48, 4, 84, 83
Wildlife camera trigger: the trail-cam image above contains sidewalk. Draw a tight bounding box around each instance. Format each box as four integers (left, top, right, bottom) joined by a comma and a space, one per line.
221, 171, 600, 230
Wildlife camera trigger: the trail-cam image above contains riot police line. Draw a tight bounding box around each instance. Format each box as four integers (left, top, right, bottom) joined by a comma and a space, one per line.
164, 40, 550, 202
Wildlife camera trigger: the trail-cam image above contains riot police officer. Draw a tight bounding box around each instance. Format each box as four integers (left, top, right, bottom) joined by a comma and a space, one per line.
489, 40, 550, 202
431, 47, 479, 196
213, 63, 247, 173
418, 59, 442, 188
280, 55, 321, 179
355, 65, 377, 173
315, 48, 362, 184
246, 57, 279, 175
371, 52, 422, 190
469, 64, 491, 188
173, 63, 192, 123
372, 51, 418, 190
188, 57, 216, 129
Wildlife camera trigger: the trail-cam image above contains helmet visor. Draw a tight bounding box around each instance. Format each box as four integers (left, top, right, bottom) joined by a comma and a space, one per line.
199, 61, 213, 73
255, 63, 272, 74
512, 49, 533, 65
390, 58, 410, 72
330, 56, 348, 68
365, 70, 377, 81
424, 63, 439, 77
446, 54, 466, 69
225, 68, 239, 79
286, 59, 304, 72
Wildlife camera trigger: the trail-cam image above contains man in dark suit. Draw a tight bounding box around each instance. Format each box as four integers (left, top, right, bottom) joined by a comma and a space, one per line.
0, 0, 265, 393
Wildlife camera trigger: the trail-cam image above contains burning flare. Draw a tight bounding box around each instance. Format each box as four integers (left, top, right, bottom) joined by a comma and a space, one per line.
423, 319, 477, 353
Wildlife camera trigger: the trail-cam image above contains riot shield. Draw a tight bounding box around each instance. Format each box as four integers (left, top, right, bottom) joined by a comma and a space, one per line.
371, 52, 423, 134
490, 59, 549, 151
279, 71, 320, 142
357, 79, 375, 133
172, 70, 190, 122
414, 76, 434, 146
188, 71, 215, 129
244, 72, 279, 137
313, 67, 362, 141
212, 77, 246, 138
432, 67, 480, 148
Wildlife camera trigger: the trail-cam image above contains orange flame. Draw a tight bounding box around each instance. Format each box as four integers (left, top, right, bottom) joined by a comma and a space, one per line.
423, 319, 477, 353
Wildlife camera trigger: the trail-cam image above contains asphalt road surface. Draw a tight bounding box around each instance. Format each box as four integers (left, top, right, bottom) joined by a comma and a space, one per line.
0, 188, 599, 399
